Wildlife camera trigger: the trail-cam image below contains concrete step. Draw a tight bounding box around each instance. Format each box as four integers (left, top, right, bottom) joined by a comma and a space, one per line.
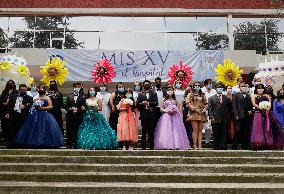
0, 149, 283, 157
1, 172, 284, 183
1, 163, 283, 174
1, 182, 284, 194
0, 155, 283, 165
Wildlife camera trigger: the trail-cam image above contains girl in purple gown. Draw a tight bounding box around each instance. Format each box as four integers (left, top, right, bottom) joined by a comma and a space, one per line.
272, 91, 284, 149
251, 84, 274, 150
154, 86, 190, 150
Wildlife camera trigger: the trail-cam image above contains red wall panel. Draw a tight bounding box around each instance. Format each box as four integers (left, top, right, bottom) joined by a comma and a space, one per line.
0, 0, 273, 9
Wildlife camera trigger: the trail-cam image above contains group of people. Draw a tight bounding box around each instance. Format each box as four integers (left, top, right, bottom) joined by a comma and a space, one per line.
0, 77, 284, 151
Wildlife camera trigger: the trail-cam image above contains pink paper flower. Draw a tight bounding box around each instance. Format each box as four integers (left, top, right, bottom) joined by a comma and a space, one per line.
167, 60, 193, 88
91, 59, 116, 84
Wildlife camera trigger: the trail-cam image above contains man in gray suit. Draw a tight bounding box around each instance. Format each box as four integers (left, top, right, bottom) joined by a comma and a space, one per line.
208, 82, 232, 150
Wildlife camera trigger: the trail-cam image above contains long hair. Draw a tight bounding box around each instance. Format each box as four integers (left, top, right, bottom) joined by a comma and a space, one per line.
87, 87, 97, 98
164, 86, 176, 100
2, 80, 16, 94
190, 82, 206, 103
254, 83, 265, 95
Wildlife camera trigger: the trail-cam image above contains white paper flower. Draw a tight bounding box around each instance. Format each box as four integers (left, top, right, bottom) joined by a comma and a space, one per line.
259, 101, 271, 110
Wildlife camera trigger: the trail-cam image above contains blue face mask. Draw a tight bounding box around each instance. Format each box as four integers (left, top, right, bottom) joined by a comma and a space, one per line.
175, 84, 182, 89
74, 88, 81, 94
118, 87, 124, 93
31, 86, 37, 92
207, 83, 212, 89
194, 86, 201, 91
20, 91, 27, 97
216, 88, 224, 94
134, 85, 140, 91
89, 91, 96, 97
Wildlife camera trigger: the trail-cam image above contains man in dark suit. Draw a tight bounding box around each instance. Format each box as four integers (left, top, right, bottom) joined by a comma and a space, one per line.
232, 81, 253, 149
7, 84, 33, 147
208, 82, 232, 150
137, 80, 158, 150
153, 77, 166, 127
65, 82, 86, 149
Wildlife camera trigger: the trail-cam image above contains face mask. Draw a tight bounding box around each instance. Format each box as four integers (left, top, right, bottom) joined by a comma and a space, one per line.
194, 86, 201, 91
207, 83, 212, 89
20, 91, 26, 97
49, 84, 57, 90
241, 87, 248, 93
216, 88, 224, 94
227, 89, 232, 94
7, 83, 14, 89
167, 91, 173, 96
144, 85, 150, 91
134, 85, 140, 91
257, 89, 264, 94
175, 84, 182, 89
126, 94, 132, 99
100, 87, 106, 92
31, 86, 37, 92
89, 91, 96, 97
74, 88, 81, 94
118, 87, 124, 93
156, 83, 161, 88
38, 90, 46, 95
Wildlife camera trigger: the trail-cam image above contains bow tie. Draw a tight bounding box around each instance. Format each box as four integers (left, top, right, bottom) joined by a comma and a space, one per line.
156, 89, 162, 91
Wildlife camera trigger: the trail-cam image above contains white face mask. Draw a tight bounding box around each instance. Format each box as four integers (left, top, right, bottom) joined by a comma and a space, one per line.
257, 88, 264, 94
100, 87, 106, 92
126, 94, 132, 99
240, 86, 248, 93
227, 88, 232, 94
167, 91, 173, 96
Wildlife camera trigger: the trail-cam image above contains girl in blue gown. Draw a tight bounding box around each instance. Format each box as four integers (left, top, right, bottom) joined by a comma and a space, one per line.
14, 85, 64, 148
77, 87, 118, 149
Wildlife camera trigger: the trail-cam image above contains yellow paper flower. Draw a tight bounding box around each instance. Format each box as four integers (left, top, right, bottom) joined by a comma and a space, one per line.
214, 59, 243, 86
17, 65, 29, 77
0, 61, 11, 71
28, 76, 34, 84
40, 57, 69, 86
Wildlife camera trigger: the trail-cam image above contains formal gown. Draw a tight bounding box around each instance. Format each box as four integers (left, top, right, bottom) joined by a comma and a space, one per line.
154, 99, 190, 150
117, 99, 138, 143
272, 99, 284, 149
14, 99, 64, 148
251, 95, 274, 149
77, 98, 118, 149
97, 91, 111, 122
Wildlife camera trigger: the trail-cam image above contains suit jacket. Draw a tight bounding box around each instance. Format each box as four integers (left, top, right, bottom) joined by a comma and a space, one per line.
208, 94, 232, 123
2, 92, 32, 121
0, 90, 18, 121
65, 93, 86, 119
137, 90, 158, 119
232, 93, 253, 120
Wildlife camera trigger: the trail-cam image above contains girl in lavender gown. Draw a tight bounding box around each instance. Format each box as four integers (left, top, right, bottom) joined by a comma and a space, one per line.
251, 84, 274, 150
154, 86, 190, 150
272, 90, 284, 149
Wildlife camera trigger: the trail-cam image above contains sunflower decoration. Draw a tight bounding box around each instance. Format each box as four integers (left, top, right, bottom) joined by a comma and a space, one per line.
168, 60, 194, 88
40, 57, 69, 86
17, 65, 29, 77
214, 59, 243, 86
0, 61, 11, 71
91, 59, 116, 84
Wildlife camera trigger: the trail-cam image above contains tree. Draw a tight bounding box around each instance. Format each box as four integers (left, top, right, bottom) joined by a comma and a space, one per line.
271, 0, 284, 15
196, 33, 228, 50
234, 19, 283, 53
9, 16, 84, 49
0, 28, 6, 48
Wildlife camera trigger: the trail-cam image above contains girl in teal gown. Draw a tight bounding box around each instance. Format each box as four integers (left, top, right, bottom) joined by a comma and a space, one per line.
77, 88, 118, 149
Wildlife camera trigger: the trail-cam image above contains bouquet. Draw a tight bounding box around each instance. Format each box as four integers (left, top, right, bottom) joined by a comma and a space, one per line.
87, 99, 98, 108
167, 106, 178, 114
259, 101, 271, 110
123, 98, 133, 106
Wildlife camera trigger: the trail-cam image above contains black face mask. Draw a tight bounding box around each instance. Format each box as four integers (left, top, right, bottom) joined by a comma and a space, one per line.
38, 90, 46, 95
7, 83, 14, 89
156, 83, 161, 88
278, 94, 284, 100
144, 85, 150, 91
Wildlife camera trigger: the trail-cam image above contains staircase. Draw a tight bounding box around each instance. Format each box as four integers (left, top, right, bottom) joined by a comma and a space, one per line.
0, 149, 283, 193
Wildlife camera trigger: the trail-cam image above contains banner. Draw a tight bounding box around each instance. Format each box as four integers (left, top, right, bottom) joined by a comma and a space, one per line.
46, 49, 224, 82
